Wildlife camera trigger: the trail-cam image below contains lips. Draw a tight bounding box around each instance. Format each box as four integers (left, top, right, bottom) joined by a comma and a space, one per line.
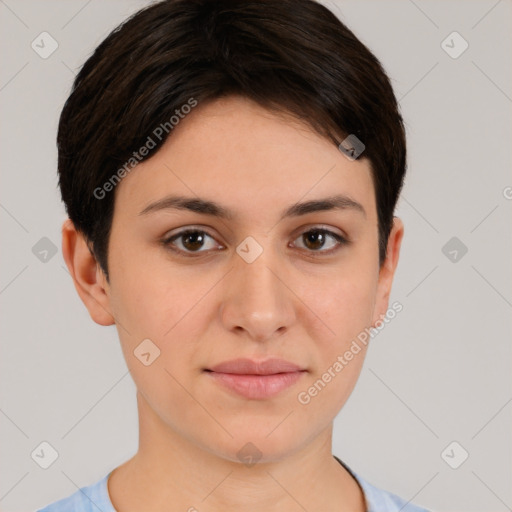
207, 358, 304, 375
205, 358, 306, 399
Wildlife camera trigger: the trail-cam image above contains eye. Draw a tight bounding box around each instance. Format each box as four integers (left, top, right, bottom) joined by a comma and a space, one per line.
162, 226, 348, 257
162, 228, 222, 255
291, 227, 347, 254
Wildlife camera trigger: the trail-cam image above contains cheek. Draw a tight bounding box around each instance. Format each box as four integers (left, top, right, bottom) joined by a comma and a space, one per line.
108, 250, 215, 388
108, 241, 195, 337
294, 274, 375, 417
300, 263, 378, 348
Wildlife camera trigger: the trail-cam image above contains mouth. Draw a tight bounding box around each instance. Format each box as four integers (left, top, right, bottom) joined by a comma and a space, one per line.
203, 358, 307, 400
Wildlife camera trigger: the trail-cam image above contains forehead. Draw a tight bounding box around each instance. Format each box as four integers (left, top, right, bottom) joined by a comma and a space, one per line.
113, 96, 376, 222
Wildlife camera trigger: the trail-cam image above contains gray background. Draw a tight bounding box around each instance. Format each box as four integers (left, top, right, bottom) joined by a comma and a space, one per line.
1, 1, 511, 511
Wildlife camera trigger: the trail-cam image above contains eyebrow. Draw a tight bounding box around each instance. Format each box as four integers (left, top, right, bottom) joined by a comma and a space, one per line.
139, 194, 366, 220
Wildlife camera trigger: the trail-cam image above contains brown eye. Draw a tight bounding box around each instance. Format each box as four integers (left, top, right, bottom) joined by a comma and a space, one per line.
163, 229, 220, 254
162, 226, 347, 258
293, 228, 346, 254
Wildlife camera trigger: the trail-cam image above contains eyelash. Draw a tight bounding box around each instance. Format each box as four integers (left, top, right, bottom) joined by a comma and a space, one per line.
161, 226, 348, 257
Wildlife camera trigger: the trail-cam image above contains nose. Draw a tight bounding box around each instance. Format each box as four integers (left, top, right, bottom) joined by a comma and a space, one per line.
220, 244, 297, 343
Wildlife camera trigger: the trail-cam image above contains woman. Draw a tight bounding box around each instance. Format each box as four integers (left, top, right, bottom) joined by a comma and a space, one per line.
38, 0, 429, 510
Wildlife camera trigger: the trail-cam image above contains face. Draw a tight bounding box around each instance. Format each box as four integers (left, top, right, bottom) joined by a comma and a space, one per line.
67, 95, 403, 464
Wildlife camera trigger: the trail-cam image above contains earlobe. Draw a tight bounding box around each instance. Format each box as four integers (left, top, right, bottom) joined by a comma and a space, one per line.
61, 219, 115, 326
371, 217, 404, 326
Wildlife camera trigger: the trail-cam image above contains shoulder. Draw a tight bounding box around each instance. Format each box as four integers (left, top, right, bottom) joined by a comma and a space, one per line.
352, 470, 431, 512
334, 456, 430, 512
35, 463, 431, 512
35, 472, 115, 512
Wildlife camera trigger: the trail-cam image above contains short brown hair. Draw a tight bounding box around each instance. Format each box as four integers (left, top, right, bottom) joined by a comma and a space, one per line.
57, 0, 407, 280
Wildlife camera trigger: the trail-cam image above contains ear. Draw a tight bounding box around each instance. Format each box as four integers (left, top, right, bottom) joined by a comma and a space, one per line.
371, 217, 404, 326
61, 219, 115, 326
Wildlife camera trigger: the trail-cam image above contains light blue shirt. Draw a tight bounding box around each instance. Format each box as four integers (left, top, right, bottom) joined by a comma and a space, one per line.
36, 457, 430, 512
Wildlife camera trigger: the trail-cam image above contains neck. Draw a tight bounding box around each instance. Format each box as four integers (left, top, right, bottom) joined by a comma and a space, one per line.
108, 391, 366, 512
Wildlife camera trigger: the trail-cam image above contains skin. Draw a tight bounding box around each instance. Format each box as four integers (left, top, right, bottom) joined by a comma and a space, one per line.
62, 95, 403, 512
